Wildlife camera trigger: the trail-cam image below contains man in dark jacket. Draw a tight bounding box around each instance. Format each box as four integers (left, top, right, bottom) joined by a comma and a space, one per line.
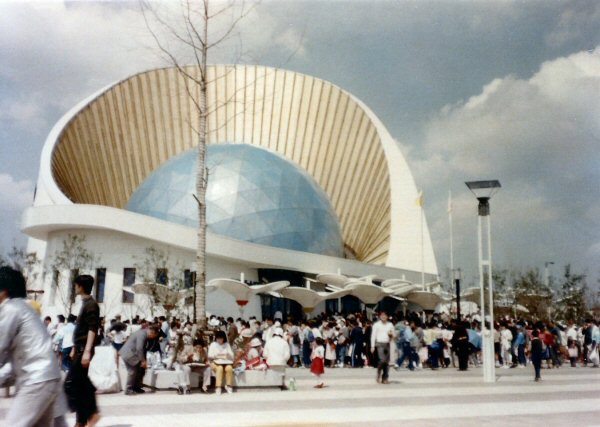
530, 329, 544, 382
65, 274, 101, 427
120, 325, 159, 395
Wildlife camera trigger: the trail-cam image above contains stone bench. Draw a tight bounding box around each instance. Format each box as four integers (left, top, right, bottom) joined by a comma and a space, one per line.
142, 366, 286, 390
234, 367, 286, 389
143, 369, 201, 390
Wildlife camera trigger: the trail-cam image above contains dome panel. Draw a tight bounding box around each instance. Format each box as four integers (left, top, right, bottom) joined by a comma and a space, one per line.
127, 144, 344, 257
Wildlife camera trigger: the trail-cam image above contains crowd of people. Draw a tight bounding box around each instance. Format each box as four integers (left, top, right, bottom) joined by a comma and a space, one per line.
47, 306, 600, 394
2, 263, 600, 425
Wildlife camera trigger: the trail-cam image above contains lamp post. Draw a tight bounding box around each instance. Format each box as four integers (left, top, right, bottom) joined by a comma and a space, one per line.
466, 180, 501, 383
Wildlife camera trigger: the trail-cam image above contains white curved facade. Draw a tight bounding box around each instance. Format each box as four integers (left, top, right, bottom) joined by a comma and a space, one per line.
23, 65, 437, 320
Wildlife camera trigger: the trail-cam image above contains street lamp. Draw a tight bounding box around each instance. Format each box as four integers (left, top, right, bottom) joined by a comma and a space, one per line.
465, 179, 501, 383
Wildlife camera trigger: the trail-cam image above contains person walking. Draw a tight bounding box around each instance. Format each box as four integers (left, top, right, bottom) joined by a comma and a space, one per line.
65, 274, 101, 427
0, 266, 62, 427
120, 325, 159, 395
55, 314, 76, 371
394, 320, 412, 370
452, 321, 470, 371
310, 337, 326, 388
349, 319, 364, 368
530, 329, 544, 382
371, 311, 394, 384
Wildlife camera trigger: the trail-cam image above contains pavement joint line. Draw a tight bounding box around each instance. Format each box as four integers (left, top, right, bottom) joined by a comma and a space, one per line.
2, 367, 598, 427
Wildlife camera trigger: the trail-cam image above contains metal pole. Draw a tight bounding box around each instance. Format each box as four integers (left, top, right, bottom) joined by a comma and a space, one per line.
478, 215, 485, 335
449, 191, 454, 291
479, 212, 495, 383
485, 214, 495, 383
421, 206, 425, 290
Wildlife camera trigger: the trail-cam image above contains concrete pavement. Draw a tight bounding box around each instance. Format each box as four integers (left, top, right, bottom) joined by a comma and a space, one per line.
1, 364, 599, 426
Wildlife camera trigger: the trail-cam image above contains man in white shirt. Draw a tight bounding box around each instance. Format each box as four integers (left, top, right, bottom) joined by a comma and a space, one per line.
263, 327, 291, 367
0, 266, 62, 427
371, 311, 394, 384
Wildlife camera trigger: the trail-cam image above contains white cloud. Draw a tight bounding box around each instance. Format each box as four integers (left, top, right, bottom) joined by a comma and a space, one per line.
0, 174, 34, 251
409, 48, 600, 282
0, 174, 34, 210
0, 98, 46, 130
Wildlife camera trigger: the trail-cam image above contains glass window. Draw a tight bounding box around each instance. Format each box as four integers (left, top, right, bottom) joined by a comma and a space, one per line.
95, 268, 106, 303
184, 269, 194, 289
122, 268, 135, 303
156, 268, 168, 285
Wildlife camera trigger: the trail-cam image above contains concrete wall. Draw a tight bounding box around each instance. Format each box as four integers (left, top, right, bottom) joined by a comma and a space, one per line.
39, 229, 261, 321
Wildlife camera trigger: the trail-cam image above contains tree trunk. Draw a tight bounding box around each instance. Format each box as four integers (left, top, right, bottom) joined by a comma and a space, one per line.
194, 1, 209, 330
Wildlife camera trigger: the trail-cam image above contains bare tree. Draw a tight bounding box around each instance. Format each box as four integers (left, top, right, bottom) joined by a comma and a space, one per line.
5, 246, 41, 292
48, 234, 100, 314
133, 246, 189, 319
141, 0, 257, 328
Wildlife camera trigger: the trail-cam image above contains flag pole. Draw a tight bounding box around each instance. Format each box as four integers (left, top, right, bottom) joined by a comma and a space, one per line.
449, 190, 454, 285
417, 190, 425, 290
448, 190, 455, 314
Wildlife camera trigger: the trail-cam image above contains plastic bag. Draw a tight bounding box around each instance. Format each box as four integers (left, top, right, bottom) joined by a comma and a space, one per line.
88, 346, 122, 393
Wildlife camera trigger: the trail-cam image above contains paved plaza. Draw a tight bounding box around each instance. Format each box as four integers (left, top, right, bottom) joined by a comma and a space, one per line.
2, 365, 599, 427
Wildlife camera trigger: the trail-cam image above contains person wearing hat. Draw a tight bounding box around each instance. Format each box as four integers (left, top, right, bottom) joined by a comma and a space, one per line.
263, 327, 290, 367
244, 338, 267, 370
207, 330, 234, 395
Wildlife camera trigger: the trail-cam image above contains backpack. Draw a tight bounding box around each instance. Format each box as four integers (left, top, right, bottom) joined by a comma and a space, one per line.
307, 330, 315, 343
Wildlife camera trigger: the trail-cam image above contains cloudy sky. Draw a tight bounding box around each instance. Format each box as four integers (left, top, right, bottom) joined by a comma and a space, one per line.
1, 0, 599, 288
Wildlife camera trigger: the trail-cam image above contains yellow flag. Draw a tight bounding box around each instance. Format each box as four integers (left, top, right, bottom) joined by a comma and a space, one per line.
416, 190, 423, 207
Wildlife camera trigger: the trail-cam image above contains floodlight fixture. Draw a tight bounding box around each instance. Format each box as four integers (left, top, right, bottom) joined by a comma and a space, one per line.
465, 180, 501, 216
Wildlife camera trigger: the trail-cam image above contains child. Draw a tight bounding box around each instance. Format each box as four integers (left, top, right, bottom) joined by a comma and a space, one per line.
311, 337, 326, 388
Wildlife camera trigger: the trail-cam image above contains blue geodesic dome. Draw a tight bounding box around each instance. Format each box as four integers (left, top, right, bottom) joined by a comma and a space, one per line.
126, 144, 344, 257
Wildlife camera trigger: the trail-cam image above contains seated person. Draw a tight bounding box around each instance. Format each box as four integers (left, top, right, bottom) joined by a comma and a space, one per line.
189, 338, 212, 393
207, 331, 234, 395
245, 338, 267, 370
172, 330, 194, 395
